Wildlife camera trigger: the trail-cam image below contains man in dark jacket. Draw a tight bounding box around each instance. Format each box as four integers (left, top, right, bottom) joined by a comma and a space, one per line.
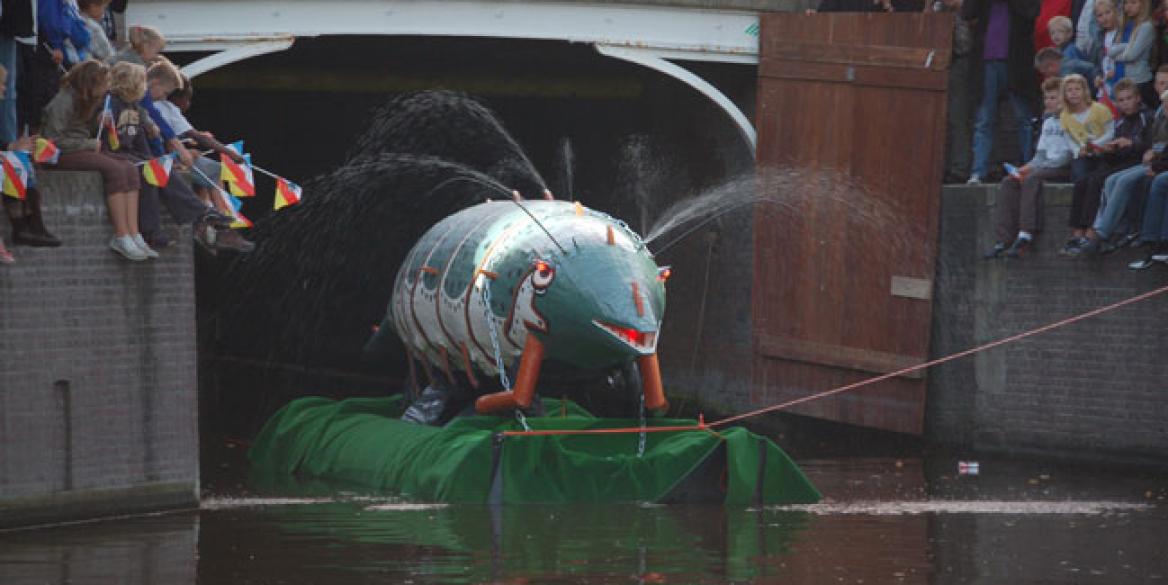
0, 0, 35, 142
964, 0, 1041, 184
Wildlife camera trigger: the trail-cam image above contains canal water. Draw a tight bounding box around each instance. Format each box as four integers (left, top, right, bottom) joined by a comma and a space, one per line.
2, 454, 1165, 584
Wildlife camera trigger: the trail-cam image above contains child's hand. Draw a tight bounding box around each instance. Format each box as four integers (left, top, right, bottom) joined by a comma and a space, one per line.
1017, 164, 1032, 178
1112, 137, 1132, 149
175, 144, 193, 169
9, 136, 32, 151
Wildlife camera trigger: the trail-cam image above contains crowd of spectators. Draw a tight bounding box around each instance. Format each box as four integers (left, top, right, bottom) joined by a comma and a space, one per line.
955, 0, 1168, 268
0, 0, 252, 264
813, 0, 1168, 268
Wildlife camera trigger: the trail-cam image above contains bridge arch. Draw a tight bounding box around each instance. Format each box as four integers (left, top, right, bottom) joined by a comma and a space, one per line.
129, 0, 762, 151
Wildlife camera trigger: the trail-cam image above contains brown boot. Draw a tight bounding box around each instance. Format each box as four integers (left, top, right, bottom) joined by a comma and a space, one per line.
9, 189, 61, 247
12, 216, 61, 247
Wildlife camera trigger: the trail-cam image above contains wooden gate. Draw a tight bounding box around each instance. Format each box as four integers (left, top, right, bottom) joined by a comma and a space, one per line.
752, 13, 952, 435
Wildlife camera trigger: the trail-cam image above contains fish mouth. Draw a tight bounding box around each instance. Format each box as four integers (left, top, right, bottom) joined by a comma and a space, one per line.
592, 320, 658, 354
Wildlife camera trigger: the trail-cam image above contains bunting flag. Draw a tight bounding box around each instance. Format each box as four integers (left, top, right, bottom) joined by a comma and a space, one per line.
220, 150, 255, 197
217, 189, 253, 229
142, 155, 174, 187
1, 152, 28, 200
34, 137, 60, 164
100, 95, 120, 151
14, 150, 34, 189
273, 177, 302, 210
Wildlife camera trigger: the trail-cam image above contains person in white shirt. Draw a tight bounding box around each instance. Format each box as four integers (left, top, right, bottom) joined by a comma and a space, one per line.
986, 77, 1073, 259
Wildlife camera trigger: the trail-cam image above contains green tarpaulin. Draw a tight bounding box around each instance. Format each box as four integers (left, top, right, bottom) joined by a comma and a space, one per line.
249, 396, 821, 505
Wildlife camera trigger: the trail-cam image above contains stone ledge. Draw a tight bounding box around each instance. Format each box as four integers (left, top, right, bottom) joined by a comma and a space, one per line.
943, 182, 1075, 206
0, 482, 198, 529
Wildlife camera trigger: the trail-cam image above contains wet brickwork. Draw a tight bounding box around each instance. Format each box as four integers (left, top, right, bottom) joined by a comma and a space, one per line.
0, 171, 199, 528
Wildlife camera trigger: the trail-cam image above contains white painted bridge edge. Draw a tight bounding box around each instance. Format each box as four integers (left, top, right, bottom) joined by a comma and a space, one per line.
127, 0, 762, 151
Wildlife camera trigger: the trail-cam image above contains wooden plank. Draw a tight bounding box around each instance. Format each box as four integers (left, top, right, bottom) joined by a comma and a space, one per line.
759, 59, 949, 92
754, 333, 925, 379
760, 39, 952, 71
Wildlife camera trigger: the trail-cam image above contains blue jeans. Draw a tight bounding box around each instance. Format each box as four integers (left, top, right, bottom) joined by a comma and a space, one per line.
972, 60, 1035, 177
1094, 165, 1150, 238
1141, 172, 1168, 242
0, 36, 18, 145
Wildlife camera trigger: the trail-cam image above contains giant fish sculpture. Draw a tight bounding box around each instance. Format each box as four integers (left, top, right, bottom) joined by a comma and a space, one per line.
381, 197, 671, 416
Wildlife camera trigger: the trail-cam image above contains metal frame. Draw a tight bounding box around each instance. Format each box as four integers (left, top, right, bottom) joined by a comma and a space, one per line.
595, 44, 756, 152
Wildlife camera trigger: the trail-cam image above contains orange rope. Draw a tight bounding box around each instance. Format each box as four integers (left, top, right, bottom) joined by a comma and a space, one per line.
709, 282, 1168, 428
502, 417, 708, 437
498, 283, 1168, 437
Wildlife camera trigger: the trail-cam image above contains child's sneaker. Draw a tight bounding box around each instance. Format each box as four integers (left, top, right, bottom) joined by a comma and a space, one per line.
1004, 237, 1031, 258
1128, 254, 1158, 270
132, 234, 160, 259
1151, 243, 1168, 263
966, 174, 982, 185
982, 242, 1008, 259
214, 228, 255, 253
1058, 237, 1086, 256
1074, 237, 1102, 255
110, 235, 148, 261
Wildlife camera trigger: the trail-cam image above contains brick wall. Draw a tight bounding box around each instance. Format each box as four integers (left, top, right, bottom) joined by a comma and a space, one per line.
928, 184, 1168, 464
0, 171, 199, 528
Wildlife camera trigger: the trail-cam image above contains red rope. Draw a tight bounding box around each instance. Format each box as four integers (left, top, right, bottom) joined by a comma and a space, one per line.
498, 283, 1168, 437
709, 282, 1168, 428
501, 422, 707, 437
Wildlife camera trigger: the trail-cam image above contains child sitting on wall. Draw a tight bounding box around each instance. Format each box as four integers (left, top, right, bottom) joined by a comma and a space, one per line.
42, 59, 148, 261
106, 61, 228, 250
1062, 77, 1154, 255
985, 77, 1073, 259
1061, 73, 1116, 181
157, 73, 253, 253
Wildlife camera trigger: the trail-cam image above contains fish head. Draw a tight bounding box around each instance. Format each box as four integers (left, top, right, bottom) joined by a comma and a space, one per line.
514, 218, 669, 370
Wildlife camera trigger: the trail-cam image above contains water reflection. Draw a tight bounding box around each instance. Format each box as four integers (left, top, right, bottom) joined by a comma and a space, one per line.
1, 456, 1165, 584
0, 513, 197, 585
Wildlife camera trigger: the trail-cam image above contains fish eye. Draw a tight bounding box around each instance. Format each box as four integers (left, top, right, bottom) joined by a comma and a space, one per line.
532, 260, 555, 290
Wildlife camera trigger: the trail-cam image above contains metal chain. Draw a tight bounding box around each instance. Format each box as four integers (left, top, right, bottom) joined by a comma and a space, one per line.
515, 409, 531, 432
481, 277, 528, 431
480, 276, 512, 390
637, 389, 647, 458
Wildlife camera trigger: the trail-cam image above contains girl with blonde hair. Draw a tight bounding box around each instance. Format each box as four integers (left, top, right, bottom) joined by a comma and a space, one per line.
1060, 74, 1116, 181
1109, 0, 1158, 104
42, 59, 152, 260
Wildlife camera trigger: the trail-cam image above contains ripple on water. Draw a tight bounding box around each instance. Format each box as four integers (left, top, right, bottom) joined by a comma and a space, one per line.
770, 500, 1152, 515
